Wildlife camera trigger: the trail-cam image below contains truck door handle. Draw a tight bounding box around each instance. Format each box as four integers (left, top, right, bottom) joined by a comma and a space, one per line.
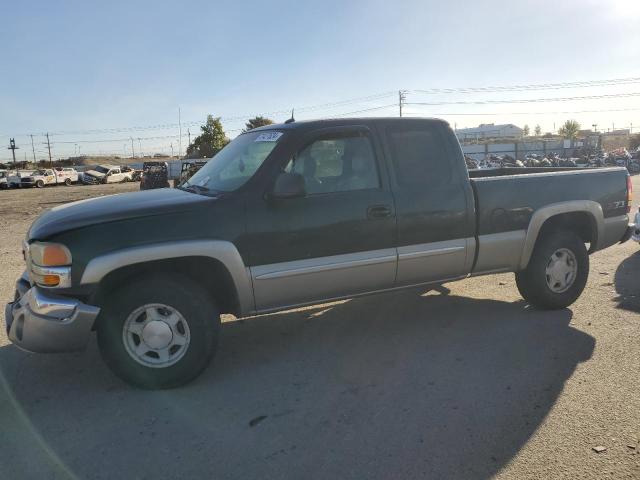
367, 205, 392, 219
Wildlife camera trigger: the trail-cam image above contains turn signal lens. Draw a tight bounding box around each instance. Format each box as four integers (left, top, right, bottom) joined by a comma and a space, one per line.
30, 242, 72, 266
41, 275, 60, 286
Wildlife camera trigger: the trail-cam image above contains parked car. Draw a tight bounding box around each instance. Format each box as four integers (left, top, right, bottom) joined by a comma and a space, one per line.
174, 159, 208, 187
4, 117, 635, 389
7, 170, 36, 188
82, 165, 128, 184
632, 207, 640, 245
140, 161, 170, 190
0, 170, 8, 189
121, 166, 139, 182
9, 167, 78, 188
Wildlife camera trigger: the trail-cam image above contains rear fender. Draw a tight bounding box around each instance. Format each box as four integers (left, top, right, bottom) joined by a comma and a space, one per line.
519, 200, 603, 270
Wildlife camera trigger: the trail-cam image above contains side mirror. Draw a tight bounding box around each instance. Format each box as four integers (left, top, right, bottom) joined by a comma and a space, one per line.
271, 172, 306, 199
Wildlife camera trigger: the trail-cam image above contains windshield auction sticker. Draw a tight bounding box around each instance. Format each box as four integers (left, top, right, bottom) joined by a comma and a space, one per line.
255, 132, 283, 142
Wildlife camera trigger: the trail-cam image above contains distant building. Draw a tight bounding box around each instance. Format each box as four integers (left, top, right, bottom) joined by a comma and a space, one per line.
456, 123, 523, 141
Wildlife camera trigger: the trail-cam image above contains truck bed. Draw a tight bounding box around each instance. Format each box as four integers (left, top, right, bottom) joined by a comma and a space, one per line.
470, 167, 629, 237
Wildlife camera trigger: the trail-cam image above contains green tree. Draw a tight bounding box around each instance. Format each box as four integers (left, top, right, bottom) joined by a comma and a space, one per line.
558, 119, 581, 140
187, 115, 229, 158
534, 125, 542, 136
243, 116, 274, 132
523, 124, 530, 137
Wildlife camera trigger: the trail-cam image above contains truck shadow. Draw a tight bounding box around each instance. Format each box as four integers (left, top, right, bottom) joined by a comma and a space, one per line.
0, 291, 594, 480
613, 250, 640, 312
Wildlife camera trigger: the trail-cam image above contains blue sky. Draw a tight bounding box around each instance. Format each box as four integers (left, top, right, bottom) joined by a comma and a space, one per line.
2, 0, 640, 160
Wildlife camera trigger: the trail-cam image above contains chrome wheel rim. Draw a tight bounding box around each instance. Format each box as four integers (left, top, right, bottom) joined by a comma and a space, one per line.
545, 248, 577, 293
122, 304, 190, 368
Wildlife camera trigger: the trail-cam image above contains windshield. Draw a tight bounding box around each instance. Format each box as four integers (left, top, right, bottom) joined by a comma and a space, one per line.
94, 166, 110, 174
184, 130, 283, 192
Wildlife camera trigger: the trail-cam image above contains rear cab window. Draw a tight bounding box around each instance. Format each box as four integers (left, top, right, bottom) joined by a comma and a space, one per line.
386, 125, 453, 187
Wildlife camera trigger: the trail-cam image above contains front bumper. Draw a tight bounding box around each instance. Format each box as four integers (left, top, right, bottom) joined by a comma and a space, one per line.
4, 276, 100, 353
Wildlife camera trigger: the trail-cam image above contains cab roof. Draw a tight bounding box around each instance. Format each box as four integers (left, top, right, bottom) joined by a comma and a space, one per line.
247, 116, 449, 134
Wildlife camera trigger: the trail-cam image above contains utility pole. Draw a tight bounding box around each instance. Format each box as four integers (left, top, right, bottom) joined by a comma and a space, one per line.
170, 142, 174, 159
138, 138, 142, 158
30, 134, 36, 162
398, 90, 407, 117
187, 128, 191, 150
45, 132, 52, 167
123, 144, 127, 158
8, 138, 19, 171
178, 107, 182, 158
130, 137, 135, 159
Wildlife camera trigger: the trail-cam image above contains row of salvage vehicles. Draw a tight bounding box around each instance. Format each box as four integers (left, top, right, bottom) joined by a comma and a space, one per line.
0, 159, 207, 190
0, 165, 139, 189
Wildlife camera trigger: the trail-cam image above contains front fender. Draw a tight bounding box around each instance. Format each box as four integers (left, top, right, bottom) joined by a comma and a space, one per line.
80, 240, 254, 315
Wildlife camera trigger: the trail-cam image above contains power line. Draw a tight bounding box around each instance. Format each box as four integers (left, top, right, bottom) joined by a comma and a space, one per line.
4, 91, 397, 138
331, 104, 398, 117
406, 92, 640, 106
410, 76, 640, 95
408, 107, 640, 116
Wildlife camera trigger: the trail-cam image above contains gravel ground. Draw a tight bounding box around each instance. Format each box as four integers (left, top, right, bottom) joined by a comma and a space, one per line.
0, 179, 639, 479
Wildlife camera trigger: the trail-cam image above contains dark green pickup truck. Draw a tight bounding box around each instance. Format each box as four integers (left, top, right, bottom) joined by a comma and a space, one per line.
5, 118, 634, 388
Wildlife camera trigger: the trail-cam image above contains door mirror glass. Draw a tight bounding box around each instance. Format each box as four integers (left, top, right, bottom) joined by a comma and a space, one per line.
271, 172, 306, 199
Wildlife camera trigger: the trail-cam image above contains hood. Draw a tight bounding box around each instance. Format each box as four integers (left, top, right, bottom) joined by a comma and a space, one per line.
84, 170, 105, 178
28, 188, 214, 240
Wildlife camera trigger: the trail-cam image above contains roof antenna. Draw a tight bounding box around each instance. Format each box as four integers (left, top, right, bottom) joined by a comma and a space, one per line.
284, 109, 295, 124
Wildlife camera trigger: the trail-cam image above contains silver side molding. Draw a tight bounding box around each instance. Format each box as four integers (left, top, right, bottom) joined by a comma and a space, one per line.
396, 238, 470, 286
473, 230, 526, 275
251, 248, 397, 312
600, 214, 630, 251
80, 240, 255, 315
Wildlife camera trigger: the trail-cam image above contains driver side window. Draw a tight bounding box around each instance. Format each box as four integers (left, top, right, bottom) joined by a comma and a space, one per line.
285, 133, 379, 195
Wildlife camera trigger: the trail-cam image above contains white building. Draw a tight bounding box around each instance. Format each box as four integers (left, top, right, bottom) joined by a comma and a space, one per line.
456, 123, 523, 141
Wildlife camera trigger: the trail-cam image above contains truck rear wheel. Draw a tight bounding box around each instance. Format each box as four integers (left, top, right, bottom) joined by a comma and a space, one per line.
97, 274, 220, 389
515, 230, 589, 310
64, 178, 72, 186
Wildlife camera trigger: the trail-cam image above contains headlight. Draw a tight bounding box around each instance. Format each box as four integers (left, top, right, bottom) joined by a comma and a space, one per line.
30, 242, 72, 267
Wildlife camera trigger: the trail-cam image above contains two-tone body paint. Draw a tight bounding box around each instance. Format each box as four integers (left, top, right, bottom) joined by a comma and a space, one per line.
24, 118, 632, 318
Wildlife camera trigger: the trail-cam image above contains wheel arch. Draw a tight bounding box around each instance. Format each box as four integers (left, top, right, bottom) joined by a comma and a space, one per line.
82, 240, 254, 316
519, 201, 603, 270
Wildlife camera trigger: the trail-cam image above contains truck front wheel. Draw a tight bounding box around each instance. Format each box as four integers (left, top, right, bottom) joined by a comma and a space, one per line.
64, 178, 72, 186
97, 274, 220, 389
36, 180, 45, 188
515, 230, 589, 310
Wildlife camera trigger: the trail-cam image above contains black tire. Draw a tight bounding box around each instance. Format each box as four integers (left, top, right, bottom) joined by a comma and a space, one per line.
515, 229, 589, 310
36, 179, 45, 188
97, 274, 220, 389
64, 178, 72, 186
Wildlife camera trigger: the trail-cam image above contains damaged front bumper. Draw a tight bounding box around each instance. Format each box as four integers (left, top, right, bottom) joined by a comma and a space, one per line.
4, 274, 100, 353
